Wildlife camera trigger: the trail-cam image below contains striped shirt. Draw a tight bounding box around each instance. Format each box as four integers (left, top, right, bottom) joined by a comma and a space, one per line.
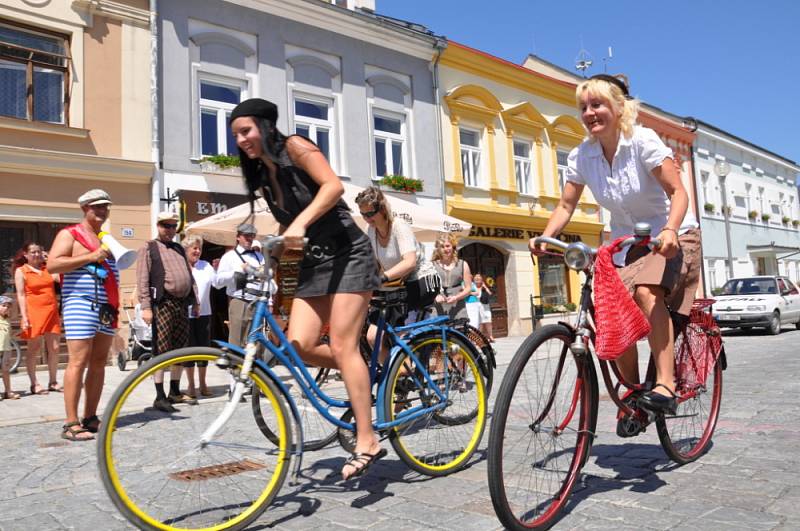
62, 257, 119, 303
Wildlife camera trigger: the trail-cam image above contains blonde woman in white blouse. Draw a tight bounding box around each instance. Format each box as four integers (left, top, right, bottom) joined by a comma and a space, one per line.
530, 74, 702, 422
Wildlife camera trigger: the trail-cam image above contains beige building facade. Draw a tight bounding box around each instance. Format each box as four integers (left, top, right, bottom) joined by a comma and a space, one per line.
0, 0, 153, 299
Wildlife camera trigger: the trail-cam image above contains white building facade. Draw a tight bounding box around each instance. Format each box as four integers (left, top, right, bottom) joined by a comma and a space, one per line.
693, 121, 800, 290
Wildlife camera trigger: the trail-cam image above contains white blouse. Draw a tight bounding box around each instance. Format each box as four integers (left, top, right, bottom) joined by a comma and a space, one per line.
189, 260, 216, 317
567, 126, 698, 246
367, 219, 419, 281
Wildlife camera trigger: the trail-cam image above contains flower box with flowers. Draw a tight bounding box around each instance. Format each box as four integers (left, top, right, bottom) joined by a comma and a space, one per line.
380, 175, 423, 193
200, 155, 242, 175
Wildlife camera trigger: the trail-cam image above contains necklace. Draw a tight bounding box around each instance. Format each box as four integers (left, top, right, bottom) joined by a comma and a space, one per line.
375, 225, 390, 245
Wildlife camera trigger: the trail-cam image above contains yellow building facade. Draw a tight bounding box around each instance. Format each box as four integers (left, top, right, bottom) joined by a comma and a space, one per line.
438, 42, 604, 335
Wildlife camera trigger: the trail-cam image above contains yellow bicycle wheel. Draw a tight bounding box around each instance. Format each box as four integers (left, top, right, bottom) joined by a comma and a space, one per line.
97, 347, 292, 531
384, 332, 487, 476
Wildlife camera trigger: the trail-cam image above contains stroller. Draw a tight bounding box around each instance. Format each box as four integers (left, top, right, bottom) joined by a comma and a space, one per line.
117, 304, 153, 371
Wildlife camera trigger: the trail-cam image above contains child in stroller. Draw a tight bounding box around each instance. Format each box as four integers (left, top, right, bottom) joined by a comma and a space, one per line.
117, 304, 153, 371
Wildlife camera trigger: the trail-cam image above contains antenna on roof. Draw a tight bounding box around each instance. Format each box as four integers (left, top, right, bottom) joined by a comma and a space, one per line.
574, 37, 592, 77
602, 46, 613, 72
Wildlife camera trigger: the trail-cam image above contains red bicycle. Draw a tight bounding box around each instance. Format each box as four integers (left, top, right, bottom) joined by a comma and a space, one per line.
487, 224, 726, 530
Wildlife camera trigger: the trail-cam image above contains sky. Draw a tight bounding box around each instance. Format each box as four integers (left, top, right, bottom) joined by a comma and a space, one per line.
376, 0, 800, 168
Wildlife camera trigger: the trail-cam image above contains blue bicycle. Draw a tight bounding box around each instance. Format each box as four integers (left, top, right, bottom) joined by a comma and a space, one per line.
97, 235, 487, 531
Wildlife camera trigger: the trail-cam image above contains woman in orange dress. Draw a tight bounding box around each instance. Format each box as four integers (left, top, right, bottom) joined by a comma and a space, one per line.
14, 242, 62, 394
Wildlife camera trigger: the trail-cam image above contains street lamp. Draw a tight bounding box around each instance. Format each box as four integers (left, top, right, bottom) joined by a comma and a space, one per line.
714, 160, 735, 278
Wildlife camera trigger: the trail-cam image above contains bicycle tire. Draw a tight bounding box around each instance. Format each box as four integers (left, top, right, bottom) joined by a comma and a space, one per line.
97, 347, 292, 531
8, 339, 21, 374
487, 324, 597, 531
252, 365, 341, 451
657, 342, 723, 465
384, 329, 487, 476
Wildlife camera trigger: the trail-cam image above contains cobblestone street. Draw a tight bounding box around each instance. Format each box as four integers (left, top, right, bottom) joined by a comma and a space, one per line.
1, 327, 799, 530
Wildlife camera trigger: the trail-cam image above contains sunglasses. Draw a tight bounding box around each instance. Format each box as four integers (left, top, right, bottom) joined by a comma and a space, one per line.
359, 208, 379, 219
159, 223, 178, 229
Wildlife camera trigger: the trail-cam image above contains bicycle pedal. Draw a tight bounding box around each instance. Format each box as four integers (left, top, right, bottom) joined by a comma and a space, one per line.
616, 416, 645, 438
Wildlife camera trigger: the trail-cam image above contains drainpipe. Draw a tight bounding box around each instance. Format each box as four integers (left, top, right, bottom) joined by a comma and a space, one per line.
431, 37, 447, 214
149, 0, 161, 238
682, 117, 707, 296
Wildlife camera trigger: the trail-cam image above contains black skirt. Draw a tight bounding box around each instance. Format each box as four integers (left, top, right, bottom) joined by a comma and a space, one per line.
295, 224, 381, 298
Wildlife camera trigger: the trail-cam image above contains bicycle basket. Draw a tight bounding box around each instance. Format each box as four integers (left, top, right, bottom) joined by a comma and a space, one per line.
674, 299, 722, 393
593, 236, 651, 360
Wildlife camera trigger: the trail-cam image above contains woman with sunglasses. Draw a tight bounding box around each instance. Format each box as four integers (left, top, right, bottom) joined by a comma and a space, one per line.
355, 186, 440, 358
230, 98, 383, 480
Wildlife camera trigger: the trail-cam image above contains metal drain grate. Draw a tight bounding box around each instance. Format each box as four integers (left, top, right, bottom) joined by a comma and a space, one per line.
168, 459, 266, 482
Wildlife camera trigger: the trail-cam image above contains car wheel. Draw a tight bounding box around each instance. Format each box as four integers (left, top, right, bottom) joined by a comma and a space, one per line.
768, 311, 781, 335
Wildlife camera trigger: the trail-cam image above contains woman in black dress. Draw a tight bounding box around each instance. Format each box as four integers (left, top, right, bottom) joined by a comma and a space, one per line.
230, 98, 383, 480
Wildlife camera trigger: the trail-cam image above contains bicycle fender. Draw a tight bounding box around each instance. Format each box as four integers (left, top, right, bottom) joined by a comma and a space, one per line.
212, 339, 244, 354
718, 345, 728, 371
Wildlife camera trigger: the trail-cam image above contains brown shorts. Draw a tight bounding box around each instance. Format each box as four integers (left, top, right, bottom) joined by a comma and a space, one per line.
618, 228, 702, 316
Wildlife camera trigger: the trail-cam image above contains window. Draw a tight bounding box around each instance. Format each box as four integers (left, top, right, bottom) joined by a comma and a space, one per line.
700, 171, 710, 204
538, 254, 568, 306
556, 150, 569, 190
372, 111, 404, 178
0, 21, 70, 124
459, 128, 481, 187
199, 79, 241, 156
513, 140, 534, 195
294, 97, 332, 161
771, 203, 781, 216
734, 196, 746, 208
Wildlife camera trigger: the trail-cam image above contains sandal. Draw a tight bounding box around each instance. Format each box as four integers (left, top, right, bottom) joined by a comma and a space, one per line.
2, 391, 21, 400
81, 415, 101, 434
48, 382, 63, 393
30, 384, 49, 395
61, 421, 95, 442
342, 447, 388, 480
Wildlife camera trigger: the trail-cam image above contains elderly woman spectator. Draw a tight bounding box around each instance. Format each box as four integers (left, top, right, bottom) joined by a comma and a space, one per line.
182, 235, 216, 398
13, 242, 62, 395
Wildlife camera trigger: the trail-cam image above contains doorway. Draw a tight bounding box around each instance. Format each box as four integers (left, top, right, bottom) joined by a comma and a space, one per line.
460, 243, 507, 337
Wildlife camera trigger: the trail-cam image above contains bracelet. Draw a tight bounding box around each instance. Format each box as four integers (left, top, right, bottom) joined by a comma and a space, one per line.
381, 273, 389, 283
660, 226, 679, 236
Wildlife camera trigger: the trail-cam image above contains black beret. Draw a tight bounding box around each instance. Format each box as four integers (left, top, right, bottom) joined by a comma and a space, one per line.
230, 98, 278, 123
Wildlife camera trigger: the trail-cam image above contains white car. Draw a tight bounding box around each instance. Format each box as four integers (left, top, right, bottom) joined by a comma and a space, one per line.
712, 276, 800, 334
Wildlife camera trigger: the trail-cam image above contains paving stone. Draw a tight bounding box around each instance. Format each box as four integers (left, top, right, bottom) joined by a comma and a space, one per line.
0, 331, 799, 530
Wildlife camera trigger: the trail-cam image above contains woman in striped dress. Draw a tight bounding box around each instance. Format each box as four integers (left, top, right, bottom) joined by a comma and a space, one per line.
48, 189, 120, 441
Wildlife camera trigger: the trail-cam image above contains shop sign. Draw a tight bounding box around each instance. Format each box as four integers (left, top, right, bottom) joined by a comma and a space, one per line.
179, 190, 248, 223
469, 225, 581, 242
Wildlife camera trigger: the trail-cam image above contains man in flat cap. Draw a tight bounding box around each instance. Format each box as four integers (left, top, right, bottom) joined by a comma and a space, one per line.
136, 211, 197, 412
212, 222, 266, 346
47, 189, 119, 440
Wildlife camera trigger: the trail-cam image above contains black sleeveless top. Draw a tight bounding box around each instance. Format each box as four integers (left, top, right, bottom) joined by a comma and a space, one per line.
260, 136, 354, 244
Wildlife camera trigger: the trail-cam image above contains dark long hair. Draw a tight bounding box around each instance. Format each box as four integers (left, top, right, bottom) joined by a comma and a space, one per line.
11, 241, 39, 275
237, 117, 288, 212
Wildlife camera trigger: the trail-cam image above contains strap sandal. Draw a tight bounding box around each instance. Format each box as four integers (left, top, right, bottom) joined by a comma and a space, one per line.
2, 391, 21, 400
81, 415, 101, 434
637, 384, 678, 416
61, 421, 95, 442
30, 384, 49, 395
342, 447, 388, 480
48, 382, 63, 393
